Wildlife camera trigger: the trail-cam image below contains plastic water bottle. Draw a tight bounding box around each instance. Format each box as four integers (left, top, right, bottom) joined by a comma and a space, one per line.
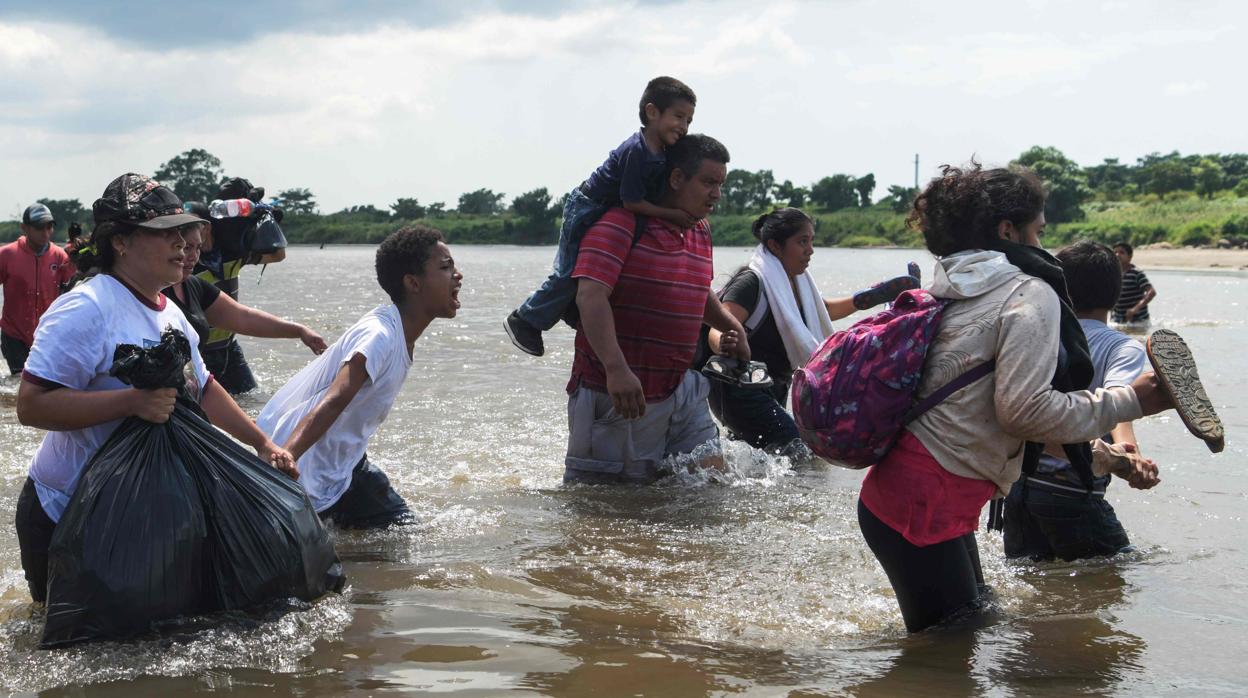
209, 198, 258, 219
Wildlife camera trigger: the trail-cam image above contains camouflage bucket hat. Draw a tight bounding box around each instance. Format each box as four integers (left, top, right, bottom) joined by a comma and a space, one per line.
92, 173, 203, 230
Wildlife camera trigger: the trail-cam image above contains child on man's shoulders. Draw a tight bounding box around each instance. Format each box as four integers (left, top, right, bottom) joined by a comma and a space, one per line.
505, 76, 697, 357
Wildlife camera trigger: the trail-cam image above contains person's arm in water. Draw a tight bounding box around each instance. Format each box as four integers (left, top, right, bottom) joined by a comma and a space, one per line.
281, 353, 369, 460
622, 199, 698, 229
703, 292, 750, 361
200, 380, 298, 478
204, 293, 327, 354
576, 278, 646, 419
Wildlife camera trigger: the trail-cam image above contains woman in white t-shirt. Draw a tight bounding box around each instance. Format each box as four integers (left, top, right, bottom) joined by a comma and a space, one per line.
14, 173, 297, 605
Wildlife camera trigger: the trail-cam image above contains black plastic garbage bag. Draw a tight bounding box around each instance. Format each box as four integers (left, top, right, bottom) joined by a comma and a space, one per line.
41, 328, 345, 648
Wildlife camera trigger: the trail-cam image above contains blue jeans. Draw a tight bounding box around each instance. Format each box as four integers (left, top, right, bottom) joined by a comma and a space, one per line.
707, 379, 800, 452
516, 187, 609, 331
1002, 478, 1130, 561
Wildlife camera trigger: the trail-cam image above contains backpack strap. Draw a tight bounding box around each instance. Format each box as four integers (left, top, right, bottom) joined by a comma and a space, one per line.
559, 212, 648, 330
902, 359, 996, 425
743, 271, 770, 333
631, 214, 648, 248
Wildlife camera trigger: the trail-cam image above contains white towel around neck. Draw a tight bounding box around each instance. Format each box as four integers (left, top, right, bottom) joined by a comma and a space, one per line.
747, 244, 835, 369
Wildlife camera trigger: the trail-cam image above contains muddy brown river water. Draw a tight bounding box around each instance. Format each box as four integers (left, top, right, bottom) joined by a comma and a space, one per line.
1, 245, 1244, 696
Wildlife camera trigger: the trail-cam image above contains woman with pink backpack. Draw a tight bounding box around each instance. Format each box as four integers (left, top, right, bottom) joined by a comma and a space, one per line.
854, 162, 1220, 633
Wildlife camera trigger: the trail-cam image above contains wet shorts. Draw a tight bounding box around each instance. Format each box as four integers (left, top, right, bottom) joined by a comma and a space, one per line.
564, 370, 719, 485
319, 455, 413, 529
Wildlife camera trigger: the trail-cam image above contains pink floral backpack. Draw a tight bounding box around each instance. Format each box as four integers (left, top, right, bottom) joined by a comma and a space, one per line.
790, 289, 995, 468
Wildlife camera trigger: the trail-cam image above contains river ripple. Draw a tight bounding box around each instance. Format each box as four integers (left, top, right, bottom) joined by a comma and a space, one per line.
1, 245, 1244, 696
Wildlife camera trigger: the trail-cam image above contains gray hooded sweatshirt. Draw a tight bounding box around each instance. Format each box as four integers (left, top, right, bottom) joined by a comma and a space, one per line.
907, 250, 1144, 495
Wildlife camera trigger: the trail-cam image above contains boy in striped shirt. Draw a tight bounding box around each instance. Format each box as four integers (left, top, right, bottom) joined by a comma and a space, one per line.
1111, 242, 1156, 324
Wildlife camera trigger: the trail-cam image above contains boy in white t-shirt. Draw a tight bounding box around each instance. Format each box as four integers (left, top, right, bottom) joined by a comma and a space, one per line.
1003, 241, 1161, 561
257, 226, 462, 528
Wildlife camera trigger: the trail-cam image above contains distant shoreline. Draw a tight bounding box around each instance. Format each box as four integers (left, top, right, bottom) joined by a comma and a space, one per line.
290, 242, 1248, 272
1130, 247, 1248, 271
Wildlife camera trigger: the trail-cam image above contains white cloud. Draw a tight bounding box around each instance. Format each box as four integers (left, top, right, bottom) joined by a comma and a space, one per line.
0, 0, 1245, 217
0, 23, 53, 65
1164, 80, 1208, 96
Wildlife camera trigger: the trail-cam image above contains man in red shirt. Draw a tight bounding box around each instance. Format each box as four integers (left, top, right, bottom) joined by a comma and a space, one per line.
565, 134, 750, 484
0, 204, 74, 374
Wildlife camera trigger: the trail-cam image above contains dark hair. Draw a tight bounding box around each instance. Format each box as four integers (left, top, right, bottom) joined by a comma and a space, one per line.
375, 225, 446, 304
639, 76, 696, 126
753, 207, 813, 247
1056, 240, 1122, 311
1113, 241, 1133, 257
72, 221, 138, 273
907, 161, 1046, 256
665, 133, 729, 186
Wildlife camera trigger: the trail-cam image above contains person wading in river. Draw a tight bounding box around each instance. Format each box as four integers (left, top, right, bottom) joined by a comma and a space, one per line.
1002, 240, 1161, 561
857, 162, 1214, 633
257, 226, 462, 529
705, 207, 920, 456
562, 133, 750, 484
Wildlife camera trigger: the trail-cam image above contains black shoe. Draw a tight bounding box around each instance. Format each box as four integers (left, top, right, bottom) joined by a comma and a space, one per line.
505, 310, 544, 357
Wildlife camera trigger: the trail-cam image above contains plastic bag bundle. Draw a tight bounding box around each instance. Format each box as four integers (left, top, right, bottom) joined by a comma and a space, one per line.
42, 328, 345, 648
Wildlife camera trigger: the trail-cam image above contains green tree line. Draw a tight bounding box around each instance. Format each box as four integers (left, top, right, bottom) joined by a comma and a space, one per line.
5, 147, 1248, 248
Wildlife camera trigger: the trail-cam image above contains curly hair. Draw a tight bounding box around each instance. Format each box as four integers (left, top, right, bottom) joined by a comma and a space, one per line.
375, 225, 446, 304
752, 207, 813, 247
639, 76, 696, 126
907, 161, 1046, 256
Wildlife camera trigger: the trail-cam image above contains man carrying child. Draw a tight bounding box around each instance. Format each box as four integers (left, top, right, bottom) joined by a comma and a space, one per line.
562, 134, 750, 484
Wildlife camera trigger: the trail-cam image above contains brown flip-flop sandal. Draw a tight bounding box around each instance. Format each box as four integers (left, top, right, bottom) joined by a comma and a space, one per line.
1147, 329, 1225, 453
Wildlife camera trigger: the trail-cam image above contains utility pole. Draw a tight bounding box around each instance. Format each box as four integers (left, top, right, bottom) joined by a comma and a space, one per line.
914, 154, 919, 190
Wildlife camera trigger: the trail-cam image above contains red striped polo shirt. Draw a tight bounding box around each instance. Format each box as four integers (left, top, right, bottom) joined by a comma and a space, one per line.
568, 207, 714, 402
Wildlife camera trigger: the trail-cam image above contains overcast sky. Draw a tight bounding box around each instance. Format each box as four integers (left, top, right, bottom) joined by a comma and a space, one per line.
1, 0, 1244, 218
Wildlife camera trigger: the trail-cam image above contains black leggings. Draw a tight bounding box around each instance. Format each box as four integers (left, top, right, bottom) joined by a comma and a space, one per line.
857, 499, 985, 633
